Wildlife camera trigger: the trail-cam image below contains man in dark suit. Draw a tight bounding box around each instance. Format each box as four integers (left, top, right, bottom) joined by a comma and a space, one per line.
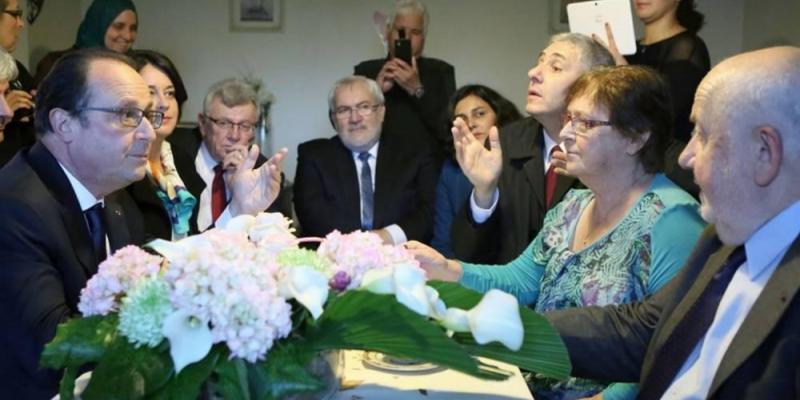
160, 78, 289, 238
354, 0, 454, 158
546, 46, 800, 399
294, 75, 438, 244
0, 49, 154, 399
450, 33, 614, 263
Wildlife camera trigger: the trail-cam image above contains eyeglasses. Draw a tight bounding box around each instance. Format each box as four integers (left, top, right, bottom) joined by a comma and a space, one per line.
333, 103, 382, 120
79, 107, 164, 129
203, 115, 257, 134
2, 9, 23, 20
562, 112, 612, 134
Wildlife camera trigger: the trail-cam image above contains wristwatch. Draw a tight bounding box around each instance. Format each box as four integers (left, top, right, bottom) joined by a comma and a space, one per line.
413, 85, 425, 99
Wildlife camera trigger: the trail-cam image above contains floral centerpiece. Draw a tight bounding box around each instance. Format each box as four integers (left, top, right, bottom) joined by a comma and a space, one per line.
42, 213, 571, 400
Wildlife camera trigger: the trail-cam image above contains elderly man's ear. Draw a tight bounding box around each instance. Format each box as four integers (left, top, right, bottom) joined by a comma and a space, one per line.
754, 126, 782, 187
48, 108, 79, 144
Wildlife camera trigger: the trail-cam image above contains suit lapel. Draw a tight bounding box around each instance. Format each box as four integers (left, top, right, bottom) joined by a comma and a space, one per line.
522, 125, 546, 209
332, 137, 362, 227
27, 142, 96, 277
648, 244, 735, 359
373, 136, 396, 228
103, 191, 133, 254
708, 237, 800, 395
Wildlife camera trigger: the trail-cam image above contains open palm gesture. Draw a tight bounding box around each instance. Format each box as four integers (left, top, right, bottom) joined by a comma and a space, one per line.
453, 118, 502, 207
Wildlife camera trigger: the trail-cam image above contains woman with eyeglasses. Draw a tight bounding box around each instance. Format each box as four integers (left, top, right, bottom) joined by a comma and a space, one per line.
407, 66, 705, 400
34, 0, 138, 86
431, 85, 521, 258
125, 49, 197, 241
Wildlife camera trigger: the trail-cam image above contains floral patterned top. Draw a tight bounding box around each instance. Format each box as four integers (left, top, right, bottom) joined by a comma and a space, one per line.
459, 174, 706, 400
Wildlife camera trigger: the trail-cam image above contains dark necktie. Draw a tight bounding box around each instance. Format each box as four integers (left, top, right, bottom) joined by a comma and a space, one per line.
358, 152, 374, 230
545, 146, 563, 208
638, 246, 747, 399
211, 163, 226, 222
84, 203, 107, 264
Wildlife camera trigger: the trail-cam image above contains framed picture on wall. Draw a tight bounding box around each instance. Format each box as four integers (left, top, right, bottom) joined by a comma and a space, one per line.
550, 0, 584, 32
231, 0, 281, 30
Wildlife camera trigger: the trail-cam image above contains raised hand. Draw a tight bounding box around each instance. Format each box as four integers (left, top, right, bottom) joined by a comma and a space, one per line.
6, 89, 35, 117
592, 22, 628, 66
226, 145, 288, 217
403, 241, 462, 282
385, 57, 422, 96
376, 61, 396, 93
453, 118, 502, 208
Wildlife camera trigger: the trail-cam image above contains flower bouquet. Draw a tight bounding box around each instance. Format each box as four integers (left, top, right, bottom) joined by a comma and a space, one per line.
42, 213, 571, 400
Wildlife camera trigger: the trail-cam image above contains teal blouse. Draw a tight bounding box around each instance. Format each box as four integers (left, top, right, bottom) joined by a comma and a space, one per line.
460, 174, 706, 400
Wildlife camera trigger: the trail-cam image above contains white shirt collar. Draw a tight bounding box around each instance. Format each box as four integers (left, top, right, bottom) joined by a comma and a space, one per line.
58, 163, 102, 211
350, 141, 380, 160
197, 142, 219, 174
744, 200, 800, 277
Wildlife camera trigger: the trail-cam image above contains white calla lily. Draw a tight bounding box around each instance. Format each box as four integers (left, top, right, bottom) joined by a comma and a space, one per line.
162, 310, 213, 374
425, 286, 447, 320
279, 266, 329, 319
467, 289, 524, 351
440, 307, 470, 333
392, 264, 431, 316
146, 234, 210, 262
360, 268, 395, 294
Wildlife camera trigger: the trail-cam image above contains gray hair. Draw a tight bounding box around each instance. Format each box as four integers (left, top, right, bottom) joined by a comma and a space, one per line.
202, 78, 260, 118
0, 49, 17, 83
327, 75, 385, 113
388, 0, 428, 35
549, 33, 615, 71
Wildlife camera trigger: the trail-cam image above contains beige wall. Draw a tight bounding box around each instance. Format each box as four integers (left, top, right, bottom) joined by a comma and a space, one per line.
19, 0, 794, 180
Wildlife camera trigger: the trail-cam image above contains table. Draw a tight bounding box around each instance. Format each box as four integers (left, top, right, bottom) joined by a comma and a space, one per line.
332, 350, 534, 399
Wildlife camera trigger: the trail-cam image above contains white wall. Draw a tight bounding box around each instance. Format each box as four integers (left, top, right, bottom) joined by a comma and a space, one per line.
23, 0, 756, 180
742, 0, 800, 51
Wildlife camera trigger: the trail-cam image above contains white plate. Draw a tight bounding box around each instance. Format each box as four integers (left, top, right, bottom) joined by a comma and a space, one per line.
362, 352, 441, 373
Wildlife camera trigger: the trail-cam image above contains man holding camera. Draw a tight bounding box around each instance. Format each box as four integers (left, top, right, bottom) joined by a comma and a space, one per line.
354, 0, 454, 159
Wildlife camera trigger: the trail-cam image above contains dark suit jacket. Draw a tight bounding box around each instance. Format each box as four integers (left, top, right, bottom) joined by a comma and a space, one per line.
354, 57, 455, 157
0, 142, 145, 399
294, 133, 438, 242
548, 226, 800, 399
132, 127, 291, 240
450, 117, 579, 264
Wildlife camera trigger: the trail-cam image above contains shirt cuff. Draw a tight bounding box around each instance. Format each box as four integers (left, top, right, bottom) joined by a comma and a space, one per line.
469, 188, 499, 224
383, 224, 408, 245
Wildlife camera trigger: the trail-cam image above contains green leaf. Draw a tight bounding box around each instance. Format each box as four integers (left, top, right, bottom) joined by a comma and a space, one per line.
305, 290, 508, 380
81, 339, 173, 400
58, 366, 78, 400
247, 342, 326, 400
150, 347, 222, 400
214, 358, 251, 400
41, 315, 120, 369
431, 281, 572, 380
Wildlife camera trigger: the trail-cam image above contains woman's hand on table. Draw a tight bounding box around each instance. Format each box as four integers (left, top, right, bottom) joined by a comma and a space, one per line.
404, 241, 463, 282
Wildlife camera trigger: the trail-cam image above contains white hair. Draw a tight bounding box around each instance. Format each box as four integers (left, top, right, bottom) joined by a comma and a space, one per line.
388, 0, 428, 35
0, 49, 18, 83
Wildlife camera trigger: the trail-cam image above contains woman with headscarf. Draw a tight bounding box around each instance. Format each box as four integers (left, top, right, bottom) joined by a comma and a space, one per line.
33, 0, 138, 85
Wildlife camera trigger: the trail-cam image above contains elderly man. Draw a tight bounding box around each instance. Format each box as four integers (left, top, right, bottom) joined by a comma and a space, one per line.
294, 75, 438, 244
0, 0, 36, 166
451, 33, 613, 263
354, 0, 454, 158
547, 46, 800, 399
0, 49, 157, 398
165, 78, 289, 235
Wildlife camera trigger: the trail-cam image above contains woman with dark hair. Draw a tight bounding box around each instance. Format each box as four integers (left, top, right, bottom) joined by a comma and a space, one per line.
601, 0, 709, 143
34, 0, 138, 85
408, 66, 706, 399
431, 84, 521, 257
126, 49, 197, 240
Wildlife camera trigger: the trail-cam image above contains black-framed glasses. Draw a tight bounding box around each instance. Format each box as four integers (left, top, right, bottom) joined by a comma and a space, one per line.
2, 9, 23, 20
562, 112, 612, 134
203, 115, 257, 134
333, 102, 382, 120
78, 107, 164, 129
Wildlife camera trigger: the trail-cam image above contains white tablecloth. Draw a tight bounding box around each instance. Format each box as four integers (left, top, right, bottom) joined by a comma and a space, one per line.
332, 351, 534, 399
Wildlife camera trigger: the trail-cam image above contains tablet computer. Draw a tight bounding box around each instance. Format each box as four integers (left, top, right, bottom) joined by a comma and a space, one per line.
567, 0, 637, 55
